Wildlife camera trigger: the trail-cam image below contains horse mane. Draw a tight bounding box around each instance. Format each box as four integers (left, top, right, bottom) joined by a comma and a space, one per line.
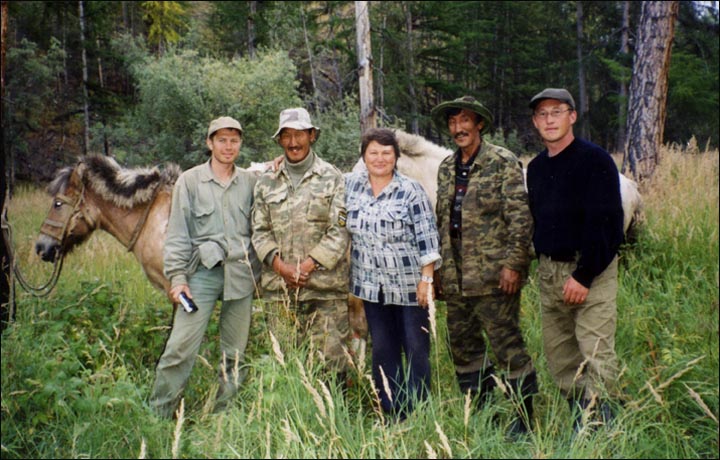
48, 155, 181, 209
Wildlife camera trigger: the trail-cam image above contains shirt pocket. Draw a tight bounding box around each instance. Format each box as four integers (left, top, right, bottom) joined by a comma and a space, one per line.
379, 204, 408, 243
346, 203, 362, 233
191, 194, 216, 236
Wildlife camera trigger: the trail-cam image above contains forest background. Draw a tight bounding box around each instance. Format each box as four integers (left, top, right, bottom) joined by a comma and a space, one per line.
2, 1, 718, 181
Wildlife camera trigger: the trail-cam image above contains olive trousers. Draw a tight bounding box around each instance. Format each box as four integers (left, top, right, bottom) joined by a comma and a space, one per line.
150, 266, 253, 418
538, 255, 620, 400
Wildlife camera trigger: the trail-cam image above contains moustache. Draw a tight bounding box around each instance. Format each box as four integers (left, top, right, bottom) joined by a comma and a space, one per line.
454, 132, 469, 139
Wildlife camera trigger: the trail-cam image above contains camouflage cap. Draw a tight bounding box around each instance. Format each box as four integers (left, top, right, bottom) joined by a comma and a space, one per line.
272, 108, 321, 140
207, 116, 243, 138
431, 96, 494, 136
529, 88, 576, 110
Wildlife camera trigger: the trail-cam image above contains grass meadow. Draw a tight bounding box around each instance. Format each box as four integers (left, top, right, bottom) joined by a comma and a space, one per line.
1, 144, 718, 458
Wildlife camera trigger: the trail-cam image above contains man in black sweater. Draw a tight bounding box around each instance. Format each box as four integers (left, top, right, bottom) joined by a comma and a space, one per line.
526, 88, 624, 434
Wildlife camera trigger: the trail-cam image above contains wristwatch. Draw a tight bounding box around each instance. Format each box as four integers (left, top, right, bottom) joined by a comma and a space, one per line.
421, 275, 434, 283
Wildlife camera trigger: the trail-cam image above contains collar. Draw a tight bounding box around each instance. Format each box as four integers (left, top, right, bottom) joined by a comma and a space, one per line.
200, 159, 238, 184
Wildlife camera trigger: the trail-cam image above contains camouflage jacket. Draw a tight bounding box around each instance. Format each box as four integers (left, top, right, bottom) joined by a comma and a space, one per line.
436, 141, 532, 296
251, 152, 350, 301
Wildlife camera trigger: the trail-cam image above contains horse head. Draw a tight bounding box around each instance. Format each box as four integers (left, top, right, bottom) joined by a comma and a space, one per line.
35, 161, 99, 261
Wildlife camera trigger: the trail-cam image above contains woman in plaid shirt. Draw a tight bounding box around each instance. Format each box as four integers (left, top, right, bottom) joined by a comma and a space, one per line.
345, 128, 441, 421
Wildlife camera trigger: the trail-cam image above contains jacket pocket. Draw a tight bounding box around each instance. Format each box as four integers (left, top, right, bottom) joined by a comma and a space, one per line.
306, 191, 332, 223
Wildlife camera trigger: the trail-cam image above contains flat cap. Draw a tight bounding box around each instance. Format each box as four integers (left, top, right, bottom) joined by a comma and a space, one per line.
529, 88, 575, 110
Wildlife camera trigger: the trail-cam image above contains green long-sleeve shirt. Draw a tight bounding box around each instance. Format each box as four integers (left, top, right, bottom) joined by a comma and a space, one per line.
163, 160, 261, 300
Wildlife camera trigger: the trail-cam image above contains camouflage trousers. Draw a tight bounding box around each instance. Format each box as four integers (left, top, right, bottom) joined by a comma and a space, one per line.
538, 255, 620, 400
446, 290, 534, 379
290, 298, 351, 373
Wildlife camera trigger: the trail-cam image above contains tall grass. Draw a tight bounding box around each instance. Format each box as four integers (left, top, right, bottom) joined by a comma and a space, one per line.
1, 145, 717, 458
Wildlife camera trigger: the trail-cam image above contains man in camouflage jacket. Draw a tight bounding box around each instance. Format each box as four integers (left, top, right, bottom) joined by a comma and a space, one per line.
431, 96, 536, 439
252, 108, 351, 379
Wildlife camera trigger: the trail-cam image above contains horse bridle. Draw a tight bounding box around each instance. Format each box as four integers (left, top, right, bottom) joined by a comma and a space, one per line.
9, 184, 91, 298
39, 181, 97, 244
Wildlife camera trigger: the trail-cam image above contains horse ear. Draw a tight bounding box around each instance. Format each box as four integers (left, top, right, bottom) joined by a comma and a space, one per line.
69, 163, 85, 188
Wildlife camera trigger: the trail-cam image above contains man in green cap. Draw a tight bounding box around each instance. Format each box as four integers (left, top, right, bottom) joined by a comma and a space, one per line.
431, 96, 536, 439
151, 116, 261, 418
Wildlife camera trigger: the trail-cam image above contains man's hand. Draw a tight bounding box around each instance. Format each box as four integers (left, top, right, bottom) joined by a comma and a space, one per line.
273, 255, 316, 289
169, 284, 191, 304
499, 267, 521, 294
563, 276, 589, 304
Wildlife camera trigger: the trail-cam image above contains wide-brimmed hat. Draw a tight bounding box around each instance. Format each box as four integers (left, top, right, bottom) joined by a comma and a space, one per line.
431, 96, 493, 136
272, 108, 321, 140
529, 88, 576, 110
207, 116, 243, 138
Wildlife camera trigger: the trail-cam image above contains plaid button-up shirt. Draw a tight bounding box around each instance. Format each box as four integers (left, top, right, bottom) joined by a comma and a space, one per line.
345, 170, 441, 306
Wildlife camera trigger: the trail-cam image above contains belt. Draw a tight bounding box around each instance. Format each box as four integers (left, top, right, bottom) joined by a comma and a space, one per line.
540, 252, 577, 262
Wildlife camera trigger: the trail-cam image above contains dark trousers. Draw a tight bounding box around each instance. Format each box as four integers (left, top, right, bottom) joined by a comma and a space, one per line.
364, 291, 431, 418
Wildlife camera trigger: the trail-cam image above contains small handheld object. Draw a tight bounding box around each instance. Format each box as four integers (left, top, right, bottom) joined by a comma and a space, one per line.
179, 292, 198, 314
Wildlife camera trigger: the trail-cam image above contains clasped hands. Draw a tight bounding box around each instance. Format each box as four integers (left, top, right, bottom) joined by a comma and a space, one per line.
273, 255, 317, 289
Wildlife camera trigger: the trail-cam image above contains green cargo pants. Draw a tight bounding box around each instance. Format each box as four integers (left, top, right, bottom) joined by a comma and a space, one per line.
538, 255, 620, 400
150, 266, 253, 418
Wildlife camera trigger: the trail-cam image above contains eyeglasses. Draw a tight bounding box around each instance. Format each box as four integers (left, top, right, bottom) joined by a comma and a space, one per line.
533, 108, 572, 119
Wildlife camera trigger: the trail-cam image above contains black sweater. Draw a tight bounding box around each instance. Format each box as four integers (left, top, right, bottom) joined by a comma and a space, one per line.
526, 138, 624, 288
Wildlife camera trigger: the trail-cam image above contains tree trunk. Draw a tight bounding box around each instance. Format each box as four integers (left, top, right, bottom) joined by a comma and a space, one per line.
78, 1, 91, 155
301, 5, 319, 110
247, 1, 256, 59
403, 2, 418, 134
615, 0, 629, 152
623, 1, 679, 181
355, 1, 376, 133
576, 1, 589, 140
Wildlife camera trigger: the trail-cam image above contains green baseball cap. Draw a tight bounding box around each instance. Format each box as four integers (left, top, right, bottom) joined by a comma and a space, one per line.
207, 116, 243, 138
431, 95, 494, 136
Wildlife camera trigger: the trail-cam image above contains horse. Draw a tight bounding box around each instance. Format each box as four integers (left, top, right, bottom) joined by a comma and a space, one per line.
35, 156, 180, 294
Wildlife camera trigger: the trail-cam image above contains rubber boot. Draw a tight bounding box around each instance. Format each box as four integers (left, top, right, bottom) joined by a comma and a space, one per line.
567, 396, 592, 434
456, 365, 496, 411
598, 400, 615, 427
506, 371, 538, 440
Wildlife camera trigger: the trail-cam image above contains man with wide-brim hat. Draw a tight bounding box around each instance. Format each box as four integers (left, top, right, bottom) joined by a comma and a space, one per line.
431, 95, 494, 137
431, 95, 537, 440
